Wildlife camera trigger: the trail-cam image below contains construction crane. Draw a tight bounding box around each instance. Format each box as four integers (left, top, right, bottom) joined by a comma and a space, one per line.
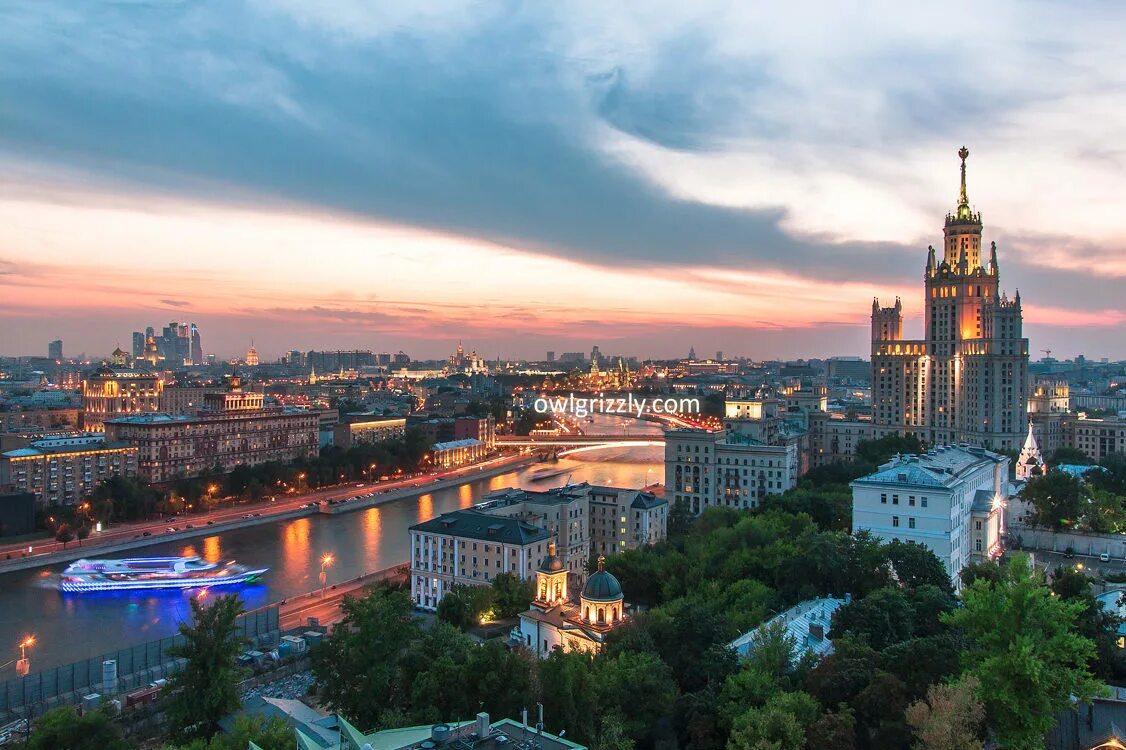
1041, 349, 1052, 359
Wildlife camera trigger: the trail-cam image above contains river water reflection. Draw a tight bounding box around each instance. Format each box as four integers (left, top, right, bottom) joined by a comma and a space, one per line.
0, 415, 662, 672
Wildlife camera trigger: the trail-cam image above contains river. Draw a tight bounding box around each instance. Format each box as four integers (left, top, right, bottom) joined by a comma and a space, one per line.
0, 414, 663, 673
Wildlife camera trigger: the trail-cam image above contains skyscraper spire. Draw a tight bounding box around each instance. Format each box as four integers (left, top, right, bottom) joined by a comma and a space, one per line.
956, 146, 974, 221
989, 240, 999, 276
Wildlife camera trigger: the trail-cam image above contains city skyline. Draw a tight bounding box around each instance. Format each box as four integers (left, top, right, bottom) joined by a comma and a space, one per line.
3, 3, 1126, 360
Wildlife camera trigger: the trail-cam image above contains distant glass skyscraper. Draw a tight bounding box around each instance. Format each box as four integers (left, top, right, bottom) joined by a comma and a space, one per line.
131, 331, 145, 358
871, 148, 1029, 451
48, 339, 62, 360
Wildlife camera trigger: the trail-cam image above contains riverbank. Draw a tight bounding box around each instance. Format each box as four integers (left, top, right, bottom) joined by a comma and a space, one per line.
0, 454, 535, 574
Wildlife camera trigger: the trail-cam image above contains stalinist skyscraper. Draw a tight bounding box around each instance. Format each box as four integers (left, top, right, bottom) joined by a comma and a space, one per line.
871, 147, 1029, 451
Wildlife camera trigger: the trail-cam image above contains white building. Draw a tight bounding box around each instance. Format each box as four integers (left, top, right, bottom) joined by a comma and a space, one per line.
665, 428, 799, 516
851, 444, 1008, 589
409, 509, 552, 611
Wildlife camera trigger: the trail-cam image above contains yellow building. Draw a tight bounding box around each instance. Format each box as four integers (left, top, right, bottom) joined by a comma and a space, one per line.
871, 147, 1029, 451
81, 366, 163, 432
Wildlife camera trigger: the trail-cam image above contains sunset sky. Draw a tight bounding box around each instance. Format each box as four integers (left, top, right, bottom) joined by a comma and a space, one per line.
2, 2, 1125, 361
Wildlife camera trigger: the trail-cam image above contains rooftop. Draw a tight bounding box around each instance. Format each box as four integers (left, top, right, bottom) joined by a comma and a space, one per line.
433, 438, 485, 451
411, 509, 551, 546
852, 444, 1004, 489
729, 596, 847, 662
2, 434, 134, 458
349, 713, 586, 750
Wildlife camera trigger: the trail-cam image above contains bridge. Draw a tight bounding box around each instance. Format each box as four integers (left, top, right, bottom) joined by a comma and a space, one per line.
495, 434, 666, 457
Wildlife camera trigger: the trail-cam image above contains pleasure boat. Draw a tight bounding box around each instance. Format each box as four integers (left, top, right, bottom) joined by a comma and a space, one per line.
59, 556, 267, 593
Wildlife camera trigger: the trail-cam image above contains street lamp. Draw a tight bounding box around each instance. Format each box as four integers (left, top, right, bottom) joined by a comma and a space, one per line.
320, 553, 335, 597
16, 636, 34, 677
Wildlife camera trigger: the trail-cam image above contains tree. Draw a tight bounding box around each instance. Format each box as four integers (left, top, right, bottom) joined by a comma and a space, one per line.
806, 708, 856, 750
593, 651, 678, 743
1050, 565, 1126, 682
958, 560, 1001, 589
728, 691, 819, 750
857, 434, 926, 466
27, 706, 132, 750
76, 523, 91, 545
537, 649, 598, 744
161, 714, 297, 750
667, 498, 694, 541
55, 524, 75, 548
165, 595, 247, 742
904, 676, 984, 750
831, 586, 916, 651
943, 555, 1105, 749
884, 540, 954, 594
1022, 472, 1084, 530
1048, 447, 1090, 466
741, 619, 798, 681
436, 583, 496, 629
312, 586, 420, 728
491, 572, 534, 618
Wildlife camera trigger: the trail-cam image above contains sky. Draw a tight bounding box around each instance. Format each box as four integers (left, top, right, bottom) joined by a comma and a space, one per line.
1, 1, 1125, 361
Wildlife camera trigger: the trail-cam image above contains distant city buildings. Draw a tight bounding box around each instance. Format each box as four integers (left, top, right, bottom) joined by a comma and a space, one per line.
47, 339, 62, 360
871, 148, 1029, 452
0, 434, 138, 507
130, 321, 204, 366
851, 444, 1008, 589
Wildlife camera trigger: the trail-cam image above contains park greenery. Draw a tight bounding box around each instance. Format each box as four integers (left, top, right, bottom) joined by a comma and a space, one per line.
436, 572, 535, 628
1019, 453, 1126, 532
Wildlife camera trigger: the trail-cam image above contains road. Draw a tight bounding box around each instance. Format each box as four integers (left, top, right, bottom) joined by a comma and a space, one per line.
278, 564, 409, 631
0, 453, 529, 568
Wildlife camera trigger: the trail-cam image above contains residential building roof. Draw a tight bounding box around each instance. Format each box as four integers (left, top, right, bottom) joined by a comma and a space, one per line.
410, 509, 551, 546
729, 596, 846, 662
852, 444, 1004, 490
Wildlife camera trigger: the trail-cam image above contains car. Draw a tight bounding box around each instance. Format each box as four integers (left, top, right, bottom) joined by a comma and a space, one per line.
1064, 547, 1075, 559
142, 531, 152, 537
252, 513, 261, 517
206, 520, 214, 525
186, 524, 195, 529
1101, 552, 1111, 562
243, 513, 252, 518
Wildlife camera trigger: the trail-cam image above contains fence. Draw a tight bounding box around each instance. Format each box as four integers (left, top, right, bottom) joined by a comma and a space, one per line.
0, 605, 279, 718
1009, 524, 1126, 559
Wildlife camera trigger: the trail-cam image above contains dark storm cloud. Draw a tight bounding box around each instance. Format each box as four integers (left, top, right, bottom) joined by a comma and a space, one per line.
0, 1, 920, 281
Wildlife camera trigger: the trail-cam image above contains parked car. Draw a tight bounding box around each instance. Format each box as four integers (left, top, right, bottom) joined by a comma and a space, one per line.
1101, 552, 1111, 563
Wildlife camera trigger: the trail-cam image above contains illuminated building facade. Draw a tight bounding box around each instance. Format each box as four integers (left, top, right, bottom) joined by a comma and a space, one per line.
0, 435, 138, 507
104, 377, 317, 483
81, 366, 164, 432
518, 554, 626, 657
409, 509, 551, 610
871, 148, 1029, 451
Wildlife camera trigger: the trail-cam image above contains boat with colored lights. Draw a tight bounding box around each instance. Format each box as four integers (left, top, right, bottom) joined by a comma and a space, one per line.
59, 556, 268, 593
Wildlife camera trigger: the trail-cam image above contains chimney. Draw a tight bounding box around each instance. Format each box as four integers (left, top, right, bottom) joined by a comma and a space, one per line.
476, 712, 490, 738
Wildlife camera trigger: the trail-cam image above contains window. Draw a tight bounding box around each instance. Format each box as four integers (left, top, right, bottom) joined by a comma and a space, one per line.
908, 496, 915, 507
921, 497, 928, 508
880, 493, 887, 504
892, 516, 899, 528
892, 495, 899, 505
908, 518, 915, 529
